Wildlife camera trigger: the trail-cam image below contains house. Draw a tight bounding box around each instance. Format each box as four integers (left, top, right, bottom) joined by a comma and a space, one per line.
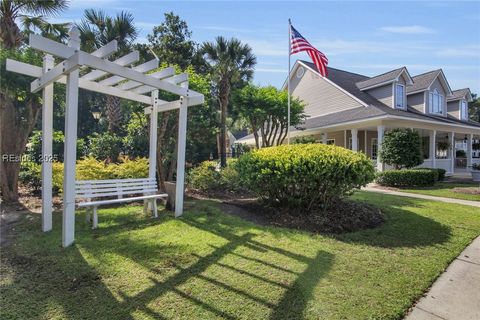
237, 60, 480, 174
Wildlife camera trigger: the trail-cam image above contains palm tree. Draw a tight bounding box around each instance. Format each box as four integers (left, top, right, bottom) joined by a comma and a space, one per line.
77, 9, 138, 133
0, 0, 68, 48
201, 37, 256, 167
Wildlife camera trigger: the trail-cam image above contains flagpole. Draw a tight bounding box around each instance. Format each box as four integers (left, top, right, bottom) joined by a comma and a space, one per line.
287, 18, 291, 145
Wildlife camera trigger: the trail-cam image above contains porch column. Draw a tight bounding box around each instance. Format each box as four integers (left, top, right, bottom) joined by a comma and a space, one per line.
377, 125, 385, 171
429, 130, 436, 168
351, 129, 358, 151
41, 54, 54, 232
344, 130, 347, 148
450, 132, 455, 174
364, 130, 367, 153
62, 27, 80, 247
321, 132, 327, 144
467, 134, 473, 171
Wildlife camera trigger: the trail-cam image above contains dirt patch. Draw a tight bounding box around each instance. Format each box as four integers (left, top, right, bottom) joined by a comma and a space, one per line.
453, 187, 480, 195
221, 198, 384, 234
187, 188, 256, 201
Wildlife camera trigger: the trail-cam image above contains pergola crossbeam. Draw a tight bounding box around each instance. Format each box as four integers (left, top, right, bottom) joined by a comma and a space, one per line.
116, 66, 175, 91
90, 40, 118, 59
81, 51, 139, 81
98, 59, 159, 86
31, 52, 81, 93
133, 73, 188, 94
79, 51, 188, 96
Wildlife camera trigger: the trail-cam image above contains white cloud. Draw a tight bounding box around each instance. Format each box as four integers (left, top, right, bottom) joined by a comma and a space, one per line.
436, 46, 480, 57
380, 25, 435, 34
256, 68, 287, 73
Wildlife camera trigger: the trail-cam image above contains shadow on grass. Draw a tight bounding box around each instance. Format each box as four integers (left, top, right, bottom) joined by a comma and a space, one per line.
334, 192, 452, 248
2, 204, 334, 319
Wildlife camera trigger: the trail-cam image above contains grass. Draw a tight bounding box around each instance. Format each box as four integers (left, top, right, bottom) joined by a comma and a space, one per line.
1, 191, 480, 320
400, 182, 480, 201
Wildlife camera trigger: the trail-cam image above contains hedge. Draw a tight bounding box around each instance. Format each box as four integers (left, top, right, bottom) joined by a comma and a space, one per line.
20, 156, 149, 193
376, 169, 437, 187
236, 144, 375, 211
422, 168, 446, 181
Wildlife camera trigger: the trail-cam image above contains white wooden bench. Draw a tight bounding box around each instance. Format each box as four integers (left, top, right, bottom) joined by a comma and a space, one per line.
75, 178, 167, 229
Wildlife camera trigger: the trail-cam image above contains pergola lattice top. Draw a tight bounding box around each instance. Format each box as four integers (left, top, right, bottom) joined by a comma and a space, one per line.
6, 27, 204, 247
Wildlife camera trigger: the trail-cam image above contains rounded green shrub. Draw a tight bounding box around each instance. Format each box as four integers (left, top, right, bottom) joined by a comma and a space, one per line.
376, 169, 437, 187
236, 144, 375, 211
379, 128, 423, 169
187, 159, 242, 192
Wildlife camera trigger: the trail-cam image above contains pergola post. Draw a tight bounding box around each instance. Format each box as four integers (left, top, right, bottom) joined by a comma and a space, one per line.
62, 27, 81, 247
175, 82, 189, 217
149, 90, 159, 217
41, 54, 54, 232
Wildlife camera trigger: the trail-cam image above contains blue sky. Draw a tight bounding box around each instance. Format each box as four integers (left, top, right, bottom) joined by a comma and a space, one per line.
54, 1, 480, 93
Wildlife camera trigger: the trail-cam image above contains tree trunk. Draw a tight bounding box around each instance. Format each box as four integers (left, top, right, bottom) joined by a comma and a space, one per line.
106, 95, 122, 133
0, 94, 41, 202
218, 86, 229, 168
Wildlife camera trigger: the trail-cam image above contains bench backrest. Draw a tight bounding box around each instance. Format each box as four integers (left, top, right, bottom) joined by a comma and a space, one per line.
75, 178, 157, 200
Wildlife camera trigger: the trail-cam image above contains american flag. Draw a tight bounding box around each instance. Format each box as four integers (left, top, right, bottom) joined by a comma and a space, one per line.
290, 25, 328, 77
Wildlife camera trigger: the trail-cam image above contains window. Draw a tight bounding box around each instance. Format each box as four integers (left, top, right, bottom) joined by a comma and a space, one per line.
460, 100, 468, 120
429, 89, 443, 114
326, 139, 335, 145
371, 138, 378, 160
395, 84, 405, 108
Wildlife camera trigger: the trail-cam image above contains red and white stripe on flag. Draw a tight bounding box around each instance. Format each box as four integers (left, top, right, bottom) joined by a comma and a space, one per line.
290, 25, 328, 77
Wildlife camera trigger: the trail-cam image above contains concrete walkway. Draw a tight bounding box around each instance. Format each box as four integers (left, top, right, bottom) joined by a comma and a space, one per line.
363, 186, 480, 207
405, 236, 480, 320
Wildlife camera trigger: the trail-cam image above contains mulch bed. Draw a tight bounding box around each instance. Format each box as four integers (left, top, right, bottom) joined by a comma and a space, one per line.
453, 187, 480, 195
219, 197, 385, 234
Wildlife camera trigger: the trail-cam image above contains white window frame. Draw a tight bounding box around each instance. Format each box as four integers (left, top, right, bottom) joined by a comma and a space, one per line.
371, 138, 378, 160
460, 100, 468, 120
429, 88, 443, 114
395, 83, 405, 109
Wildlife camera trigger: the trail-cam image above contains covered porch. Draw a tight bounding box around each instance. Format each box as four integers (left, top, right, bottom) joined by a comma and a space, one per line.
291, 117, 480, 175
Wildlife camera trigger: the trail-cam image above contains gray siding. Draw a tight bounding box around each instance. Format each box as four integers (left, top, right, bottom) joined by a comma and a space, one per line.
407, 92, 425, 113
291, 65, 363, 118
447, 101, 460, 119
365, 84, 393, 108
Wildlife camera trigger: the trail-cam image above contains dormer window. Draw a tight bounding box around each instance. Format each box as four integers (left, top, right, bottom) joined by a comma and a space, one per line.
395, 84, 405, 108
429, 89, 443, 114
460, 100, 468, 120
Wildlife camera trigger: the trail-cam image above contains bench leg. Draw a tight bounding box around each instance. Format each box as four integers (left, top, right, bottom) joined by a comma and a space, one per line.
92, 206, 98, 229
152, 199, 158, 218
143, 199, 148, 215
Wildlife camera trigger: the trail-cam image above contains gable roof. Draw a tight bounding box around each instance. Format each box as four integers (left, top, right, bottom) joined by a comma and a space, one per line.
447, 88, 473, 102
356, 67, 412, 90
407, 69, 453, 96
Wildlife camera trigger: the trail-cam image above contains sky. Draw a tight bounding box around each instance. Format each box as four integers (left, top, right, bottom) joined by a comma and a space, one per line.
53, 0, 480, 93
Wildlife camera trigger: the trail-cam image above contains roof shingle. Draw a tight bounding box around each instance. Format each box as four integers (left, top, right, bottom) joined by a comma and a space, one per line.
356, 67, 405, 90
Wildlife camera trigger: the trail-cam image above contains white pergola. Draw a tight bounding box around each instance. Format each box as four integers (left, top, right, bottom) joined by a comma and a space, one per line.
6, 27, 204, 247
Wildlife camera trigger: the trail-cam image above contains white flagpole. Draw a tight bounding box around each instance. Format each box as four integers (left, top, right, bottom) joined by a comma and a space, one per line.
287, 19, 292, 144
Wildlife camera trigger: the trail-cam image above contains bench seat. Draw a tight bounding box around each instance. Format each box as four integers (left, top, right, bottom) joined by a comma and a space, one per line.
75, 178, 167, 229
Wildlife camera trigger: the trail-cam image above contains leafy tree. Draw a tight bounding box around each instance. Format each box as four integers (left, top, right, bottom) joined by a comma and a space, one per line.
145, 12, 197, 70
88, 132, 123, 162
234, 84, 306, 148
379, 128, 423, 169
26, 130, 86, 162
77, 9, 138, 133
0, 0, 68, 48
469, 93, 480, 122
201, 37, 256, 167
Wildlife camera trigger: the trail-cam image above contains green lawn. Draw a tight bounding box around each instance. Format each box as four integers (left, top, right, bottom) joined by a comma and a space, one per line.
400, 182, 480, 201
1, 192, 480, 320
